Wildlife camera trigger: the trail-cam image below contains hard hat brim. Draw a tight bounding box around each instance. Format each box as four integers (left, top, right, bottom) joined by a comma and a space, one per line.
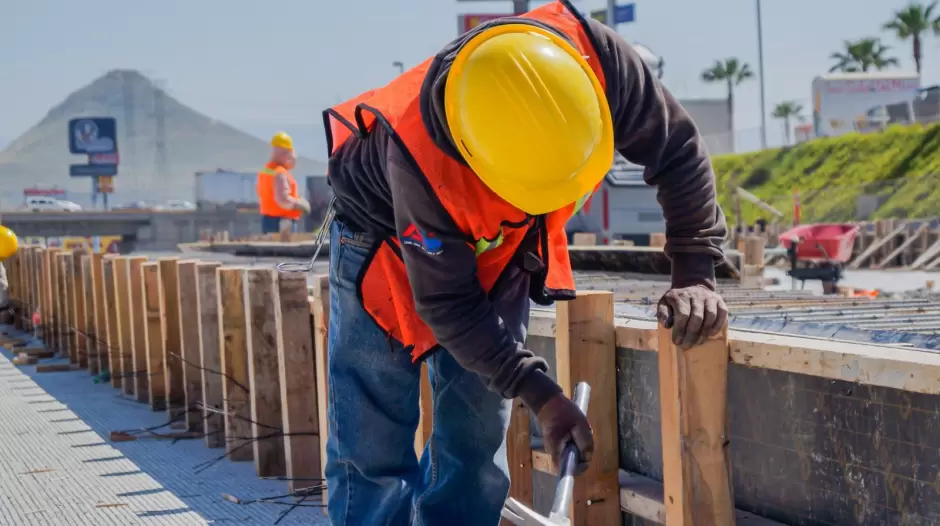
446, 23, 615, 215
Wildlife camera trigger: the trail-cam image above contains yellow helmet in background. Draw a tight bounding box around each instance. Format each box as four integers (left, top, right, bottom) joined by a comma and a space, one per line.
271, 131, 294, 151
445, 24, 613, 215
0, 226, 18, 260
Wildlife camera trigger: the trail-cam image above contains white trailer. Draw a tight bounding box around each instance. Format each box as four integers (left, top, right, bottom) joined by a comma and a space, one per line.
812, 72, 921, 138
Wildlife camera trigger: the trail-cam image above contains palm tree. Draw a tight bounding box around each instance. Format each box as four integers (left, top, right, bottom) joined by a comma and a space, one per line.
883, 1, 939, 74
772, 101, 804, 145
829, 38, 900, 73
701, 58, 754, 147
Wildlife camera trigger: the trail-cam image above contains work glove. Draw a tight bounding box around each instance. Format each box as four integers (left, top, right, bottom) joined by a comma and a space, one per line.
537, 393, 594, 475
657, 285, 728, 349
295, 198, 311, 215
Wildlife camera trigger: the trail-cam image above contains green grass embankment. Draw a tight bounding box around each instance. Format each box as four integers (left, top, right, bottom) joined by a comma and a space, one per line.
712, 122, 940, 224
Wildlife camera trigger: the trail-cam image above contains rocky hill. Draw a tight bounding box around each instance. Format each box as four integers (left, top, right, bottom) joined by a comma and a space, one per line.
713, 123, 940, 223
0, 70, 327, 205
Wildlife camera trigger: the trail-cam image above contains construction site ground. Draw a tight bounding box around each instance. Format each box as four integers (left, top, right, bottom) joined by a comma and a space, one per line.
0, 330, 329, 526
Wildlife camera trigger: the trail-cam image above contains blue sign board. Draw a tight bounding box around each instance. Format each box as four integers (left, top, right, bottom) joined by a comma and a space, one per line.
590, 3, 636, 25
614, 3, 636, 24
69, 164, 118, 177
68, 117, 118, 155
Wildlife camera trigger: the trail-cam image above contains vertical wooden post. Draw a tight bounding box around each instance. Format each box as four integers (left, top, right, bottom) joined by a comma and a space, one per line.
159, 258, 186, 425
92, 254, 108, 375
114, 257, 135, 396
554, 291, 619, 526
244, 268, 287, 477
218, 267, 253, 462
177, 260, 204, 431
196, 262, 224, 448
141, 262, 167, 410
80, 255, 94, 370
658, 323, 734, 526
73, 251, 88, 368
53, 252, 66, 355
41, 249, 54, 345
61, 252, 76, 362
276, 272, 320, 492
128, 257, 149, 403
310, 275, 330, 510
43, 249, 57, 346
103, 258, 121, 388
504, 400, 533, 519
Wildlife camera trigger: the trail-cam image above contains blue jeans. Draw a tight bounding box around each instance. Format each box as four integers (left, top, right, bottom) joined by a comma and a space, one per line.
261, 215, 295, 234
325, 220, 514, 525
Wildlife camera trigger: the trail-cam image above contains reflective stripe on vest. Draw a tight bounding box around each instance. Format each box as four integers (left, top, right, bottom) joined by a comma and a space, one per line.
323, 0, 604, 360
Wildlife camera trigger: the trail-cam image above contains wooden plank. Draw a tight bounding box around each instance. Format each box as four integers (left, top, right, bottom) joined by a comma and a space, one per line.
848, 220, 907, 269
218, 267, 253, 462
102, 258, 122, 388
554, 291, 620, 525
141, 262, 166, 410
873, 222, 927, 269
504, 399, 533, 524
128, 257, 149, 403
658, 324, 734, 526
61, 252, 77, 363
616, 470, 782, 525
159, 258, 186, 424
73, 251, 88, 368
176, 261, 204, 431
81, 255, 95, 371
42, 249, 57, 346
243, 268, 286, 477
911, 234, 940, 269
114, 257, 135, 396
52, 252, 65, 355
310, 275, 330, 512
608, 318, 940, 396
276, 271, 320, 492
196, 262, 224, 448
92, 254, 108, 375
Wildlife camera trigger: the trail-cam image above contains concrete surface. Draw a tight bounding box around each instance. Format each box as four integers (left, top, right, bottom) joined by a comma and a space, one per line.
0, 329, 328, 526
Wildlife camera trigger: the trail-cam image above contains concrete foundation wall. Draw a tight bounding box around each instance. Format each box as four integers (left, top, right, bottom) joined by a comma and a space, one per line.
134, 211, 262, 251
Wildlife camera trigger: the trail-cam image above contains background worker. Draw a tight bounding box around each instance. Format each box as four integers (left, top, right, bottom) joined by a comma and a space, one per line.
321, 1, 728, 524
256, 131, 310, 234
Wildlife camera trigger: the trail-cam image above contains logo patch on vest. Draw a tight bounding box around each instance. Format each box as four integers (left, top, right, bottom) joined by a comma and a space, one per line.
401, 223, 443, 255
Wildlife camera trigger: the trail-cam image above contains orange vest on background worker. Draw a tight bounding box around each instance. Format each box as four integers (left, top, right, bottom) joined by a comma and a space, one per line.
257, 162, 302, 220
324, 1, 606, 361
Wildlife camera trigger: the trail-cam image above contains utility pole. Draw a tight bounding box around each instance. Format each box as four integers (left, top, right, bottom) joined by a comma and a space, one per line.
756, 0, 767, 149
606, 0, 616, 28
512, 0, 527, 14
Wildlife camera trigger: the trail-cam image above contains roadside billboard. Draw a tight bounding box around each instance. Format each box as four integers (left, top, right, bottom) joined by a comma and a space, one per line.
812, 73, 921, 138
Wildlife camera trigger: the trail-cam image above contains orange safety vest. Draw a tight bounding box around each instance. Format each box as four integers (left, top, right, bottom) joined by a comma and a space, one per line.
257, 162, 302, 220
324, 1, 604, 361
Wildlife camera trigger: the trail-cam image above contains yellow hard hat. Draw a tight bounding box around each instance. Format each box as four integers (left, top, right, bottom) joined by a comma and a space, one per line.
445, 24, 613, 215
271, 131, 294, 150
0, 226, 18, 260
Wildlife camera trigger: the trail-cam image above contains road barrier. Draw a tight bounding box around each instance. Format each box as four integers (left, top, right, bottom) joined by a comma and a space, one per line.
5, 246, 940, 524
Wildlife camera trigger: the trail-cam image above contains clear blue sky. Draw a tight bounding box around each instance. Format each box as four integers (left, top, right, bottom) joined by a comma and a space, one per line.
3, 0, 938, 156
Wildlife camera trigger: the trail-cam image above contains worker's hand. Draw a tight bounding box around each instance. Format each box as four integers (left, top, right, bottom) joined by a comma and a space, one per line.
657, 286, 728, 349
537, 393, 594, 475
295, 198, 311, 214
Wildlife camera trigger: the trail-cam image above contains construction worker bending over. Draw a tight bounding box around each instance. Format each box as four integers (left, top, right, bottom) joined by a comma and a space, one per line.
256, 132, 310, 234
321, 1, 728, 524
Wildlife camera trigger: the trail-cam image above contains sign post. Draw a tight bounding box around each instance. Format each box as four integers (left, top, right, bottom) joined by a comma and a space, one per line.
591, 2, 635, 25
67, 117, 119, 210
